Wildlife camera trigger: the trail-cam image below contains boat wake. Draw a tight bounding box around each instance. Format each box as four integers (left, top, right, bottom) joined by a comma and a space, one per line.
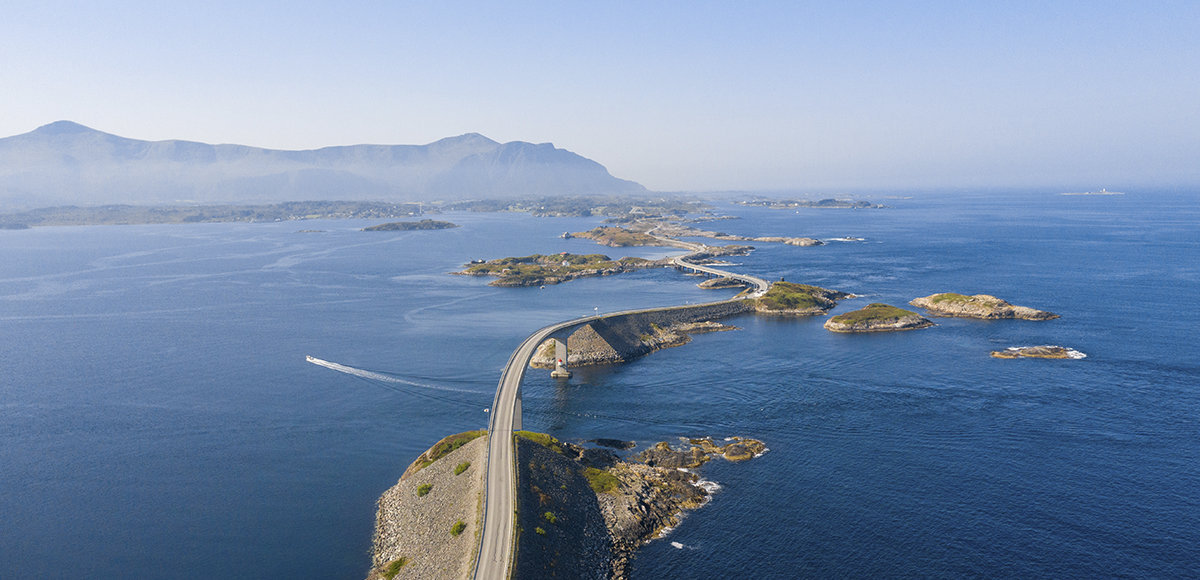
305, 355, 483, 394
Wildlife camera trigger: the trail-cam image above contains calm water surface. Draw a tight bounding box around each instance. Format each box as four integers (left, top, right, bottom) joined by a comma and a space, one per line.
1, 192, 1197, 578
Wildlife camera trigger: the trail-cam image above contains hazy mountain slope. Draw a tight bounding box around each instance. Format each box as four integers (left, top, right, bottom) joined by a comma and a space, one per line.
0, 121, 645, 207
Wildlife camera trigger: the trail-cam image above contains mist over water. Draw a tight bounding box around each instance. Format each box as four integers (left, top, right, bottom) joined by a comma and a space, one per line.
2, 192, 1198, 578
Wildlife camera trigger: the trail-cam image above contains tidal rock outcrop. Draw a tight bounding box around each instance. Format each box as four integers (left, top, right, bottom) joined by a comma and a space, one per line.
824, 303, 933, 332
991, 345, 1086, 359
910, 293, 1058, 320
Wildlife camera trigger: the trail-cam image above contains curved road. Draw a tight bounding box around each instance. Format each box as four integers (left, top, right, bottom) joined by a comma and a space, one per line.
472, 251, 768, 579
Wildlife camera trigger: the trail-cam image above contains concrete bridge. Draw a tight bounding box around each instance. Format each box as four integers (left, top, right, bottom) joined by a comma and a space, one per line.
472, 251, 768, 580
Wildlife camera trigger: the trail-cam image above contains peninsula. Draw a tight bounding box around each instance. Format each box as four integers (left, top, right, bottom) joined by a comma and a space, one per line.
910, 293, 1058, 320
824, 303, 933, 332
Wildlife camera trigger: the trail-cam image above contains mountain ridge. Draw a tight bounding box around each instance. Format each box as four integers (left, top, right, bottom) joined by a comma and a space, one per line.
0, 121, 645, 208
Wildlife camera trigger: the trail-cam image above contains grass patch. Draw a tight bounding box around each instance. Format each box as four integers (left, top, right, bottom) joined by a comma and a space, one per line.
454, 461, 471, 475
515, 431, 568, 455
583, 467, 620, 494
412, 430, 485, 473
543, 511, 558, 524
450, 520, 467, 536
381, 557, 408, 579
416, 483, 432, 497
929, 292, 971, 303
756, 281, 844, 311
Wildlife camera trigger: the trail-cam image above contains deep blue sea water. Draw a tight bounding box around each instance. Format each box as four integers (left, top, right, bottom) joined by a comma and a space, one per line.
2, 192, 1198, 578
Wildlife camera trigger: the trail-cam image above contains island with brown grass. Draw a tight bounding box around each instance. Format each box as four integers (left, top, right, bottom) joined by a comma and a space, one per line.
824, 303, 933, 332
910, 293, 1058, 320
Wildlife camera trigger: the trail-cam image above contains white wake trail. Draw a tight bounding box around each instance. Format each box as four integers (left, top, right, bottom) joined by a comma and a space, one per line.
306, 355, 483, 394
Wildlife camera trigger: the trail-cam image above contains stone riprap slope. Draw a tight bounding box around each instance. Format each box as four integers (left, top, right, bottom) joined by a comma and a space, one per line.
529, 301, 752, 369
910, 293, 1059, 320
369, 434, 487, 580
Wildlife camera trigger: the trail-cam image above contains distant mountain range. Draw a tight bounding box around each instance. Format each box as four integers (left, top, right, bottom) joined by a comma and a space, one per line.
0, 121, 645, 208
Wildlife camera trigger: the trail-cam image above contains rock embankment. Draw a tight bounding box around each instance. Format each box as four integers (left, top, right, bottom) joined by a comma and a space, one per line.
368, 433, 487, 580
910, 293, 1059, 320
824, 303, 933, 332
513, 433, 767, 580
530, 301, 753, 369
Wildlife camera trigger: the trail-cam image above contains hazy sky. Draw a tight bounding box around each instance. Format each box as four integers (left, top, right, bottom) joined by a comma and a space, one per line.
3, 1, 1198, 192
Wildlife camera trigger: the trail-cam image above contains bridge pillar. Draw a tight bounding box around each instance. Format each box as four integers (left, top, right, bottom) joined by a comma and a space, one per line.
549, 338, 571, 379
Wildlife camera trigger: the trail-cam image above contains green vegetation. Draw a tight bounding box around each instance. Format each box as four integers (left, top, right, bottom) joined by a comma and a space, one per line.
416, 483, 433, 497
412, 430, 486, 473
583, 467, 620, 494
0, 200, 425, 228
543, 511, 558, 524
829, 303, 918, 324
382, 557, 408, 579
450, 520, 467, 536
535, 526, 547, 535
756, 281, 844, 312
362, 219, 459, 231
454, 461, 471, 475
515, 431, 568, 455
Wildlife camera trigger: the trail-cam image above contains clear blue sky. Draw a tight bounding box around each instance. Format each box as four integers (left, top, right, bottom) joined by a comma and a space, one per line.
3, 1, 1197, 192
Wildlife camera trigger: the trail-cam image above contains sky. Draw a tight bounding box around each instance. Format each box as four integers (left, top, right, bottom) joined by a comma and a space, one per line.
3, 1, 1198, 192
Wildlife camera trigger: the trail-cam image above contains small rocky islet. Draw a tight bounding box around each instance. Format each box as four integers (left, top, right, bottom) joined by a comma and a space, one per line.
910, 292, 1058, 320
991, 345, 1086, 359
823, 303, 934, 333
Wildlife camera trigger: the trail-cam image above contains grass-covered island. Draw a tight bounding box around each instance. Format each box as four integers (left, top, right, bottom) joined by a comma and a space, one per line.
754, 281, 854, 315
910, 293, 1059, 320
454, 253, 665, 286
824, 303, 934, 332
362, 219, 459, 231
991, 345, 1086, 359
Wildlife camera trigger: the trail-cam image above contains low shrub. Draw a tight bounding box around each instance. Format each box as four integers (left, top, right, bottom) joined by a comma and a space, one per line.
417, 483, 432, 497
450, 520, 466, 536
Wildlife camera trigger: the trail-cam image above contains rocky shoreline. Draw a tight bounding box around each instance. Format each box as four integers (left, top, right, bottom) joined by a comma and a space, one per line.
513, 433, 767, 579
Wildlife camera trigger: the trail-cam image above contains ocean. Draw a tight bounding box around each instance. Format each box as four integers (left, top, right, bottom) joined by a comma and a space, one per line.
1, 191, 1197, 578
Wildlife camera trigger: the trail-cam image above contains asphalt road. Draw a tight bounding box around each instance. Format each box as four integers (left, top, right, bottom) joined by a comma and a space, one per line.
472, 251, 766, 579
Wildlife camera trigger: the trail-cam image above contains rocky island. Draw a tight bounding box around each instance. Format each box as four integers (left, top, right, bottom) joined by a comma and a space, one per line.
991, 345, 1086, 359
910, 293, 1058, 320
454, 253, 664, 287
754, 281, 854, 315
362, 219, 459, 231
824, 303, 933, 332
